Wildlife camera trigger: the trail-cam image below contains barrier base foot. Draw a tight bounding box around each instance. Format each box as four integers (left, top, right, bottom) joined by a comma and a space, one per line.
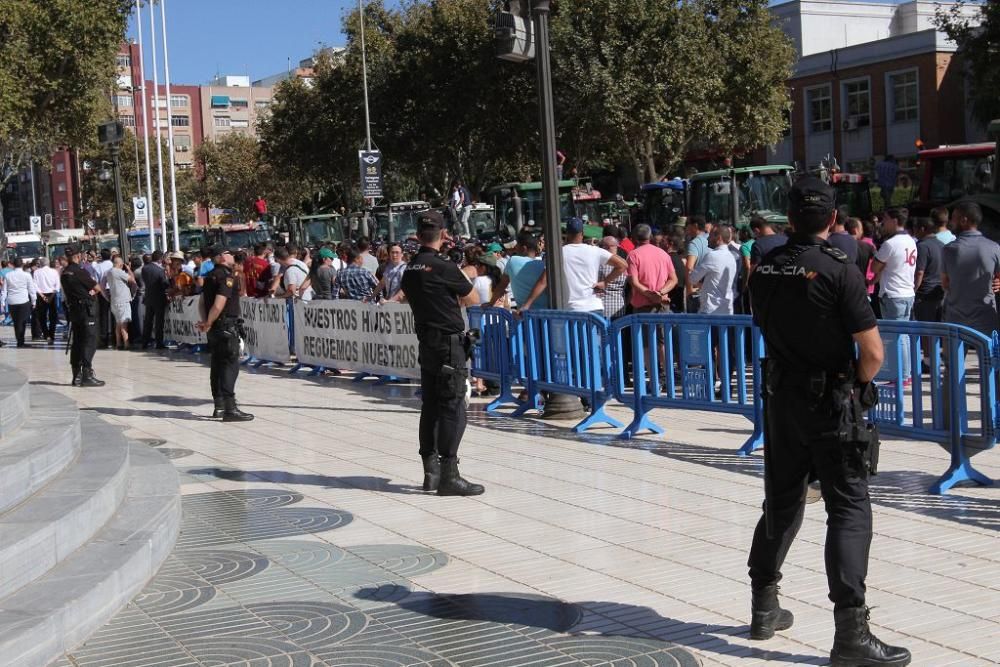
737, 432, 764, 457
619, 413, 665, 440
929, 458, 993, 495
573, 405, 624, 433
288, 363, 306, 374
511, 394, 542, 417
485, 389, 518, 413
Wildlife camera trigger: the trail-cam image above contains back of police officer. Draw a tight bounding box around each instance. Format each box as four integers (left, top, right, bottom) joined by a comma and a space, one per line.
747, 177, 910, 666
401, 211, 484, 496
197, 246, 253, 422
60, 245, 105, 388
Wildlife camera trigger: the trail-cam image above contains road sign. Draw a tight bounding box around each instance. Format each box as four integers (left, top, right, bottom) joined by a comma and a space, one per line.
358, 150, 384, 199
133, 196, 148, 222
29, 216, 41, 233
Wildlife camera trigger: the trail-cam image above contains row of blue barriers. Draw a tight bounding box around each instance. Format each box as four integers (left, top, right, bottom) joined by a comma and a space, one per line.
466, 307, 997, 495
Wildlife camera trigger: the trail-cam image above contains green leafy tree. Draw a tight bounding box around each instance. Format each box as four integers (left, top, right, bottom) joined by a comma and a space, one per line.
0, 0, 132, 230
936, 1, 1000, 127
551, 0, 794, 182
194, 133, 311, 221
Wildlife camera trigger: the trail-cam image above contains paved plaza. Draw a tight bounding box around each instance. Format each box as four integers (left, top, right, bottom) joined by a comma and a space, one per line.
4, 343, 998, 667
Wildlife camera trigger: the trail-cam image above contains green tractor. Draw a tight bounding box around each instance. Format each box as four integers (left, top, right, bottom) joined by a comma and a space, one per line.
688, 165, 794, 230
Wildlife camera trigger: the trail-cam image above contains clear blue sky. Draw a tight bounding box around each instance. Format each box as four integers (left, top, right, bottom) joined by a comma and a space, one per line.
127, 0, 377, 85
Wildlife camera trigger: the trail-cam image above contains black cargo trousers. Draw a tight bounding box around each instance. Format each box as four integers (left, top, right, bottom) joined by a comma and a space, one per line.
67, 298, 99, 372
207, 317, 241, 402
417, 329, 470, 461
747, 382, 873, 610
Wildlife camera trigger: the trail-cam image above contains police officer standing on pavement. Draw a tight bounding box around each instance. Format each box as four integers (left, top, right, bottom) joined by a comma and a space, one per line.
196, 246, 253, 422
401, 211, 484, 496
60, 245, 106, 388
747, 177, 910, 667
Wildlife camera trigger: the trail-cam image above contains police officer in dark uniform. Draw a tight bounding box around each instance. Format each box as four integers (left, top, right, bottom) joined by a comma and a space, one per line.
747, 177, 910, 667
60, 245, 106, 388
401, 211, 484, 496
196, 246, 253, 422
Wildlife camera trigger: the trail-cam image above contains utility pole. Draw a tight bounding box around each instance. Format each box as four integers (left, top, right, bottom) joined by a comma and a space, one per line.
359, 0, 373, 237
99, 121, 130, 257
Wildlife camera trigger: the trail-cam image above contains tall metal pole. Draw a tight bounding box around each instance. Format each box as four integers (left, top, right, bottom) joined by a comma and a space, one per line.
136, 0, 157, 252
148, 2, 169, 251
533, 1, 582, 420
28, 160, 37, 217
358, 0, 374, 237
533, 1, 566, 309
160, 0, 181, 251
110, 143, 130, 257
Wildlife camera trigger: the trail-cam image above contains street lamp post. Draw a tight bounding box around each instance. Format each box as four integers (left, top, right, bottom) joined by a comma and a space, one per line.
99, 121, 130, 257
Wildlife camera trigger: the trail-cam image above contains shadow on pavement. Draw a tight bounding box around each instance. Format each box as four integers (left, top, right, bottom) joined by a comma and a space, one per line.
187, 467, 426, 495
359, 588, 827, 666
83, 406, 216, 421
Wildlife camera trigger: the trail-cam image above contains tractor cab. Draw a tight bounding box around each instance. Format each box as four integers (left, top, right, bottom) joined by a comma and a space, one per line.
688, 166, 793, 230
286, 214, 346, 248
640, 179, 687, 231
830, 172, 872, 220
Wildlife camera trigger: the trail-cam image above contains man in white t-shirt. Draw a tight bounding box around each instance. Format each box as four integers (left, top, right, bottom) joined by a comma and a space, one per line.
520, 217, 626, 314
872, 210, 917, 382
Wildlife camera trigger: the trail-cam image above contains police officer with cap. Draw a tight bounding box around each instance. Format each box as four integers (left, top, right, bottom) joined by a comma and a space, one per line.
401, 210, 484, 496
60, 244, 106, 387
196, 245, 253, 422
747, 177, 910, 666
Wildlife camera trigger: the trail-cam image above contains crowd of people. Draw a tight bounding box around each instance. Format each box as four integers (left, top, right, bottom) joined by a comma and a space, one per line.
1, 199, 995, 367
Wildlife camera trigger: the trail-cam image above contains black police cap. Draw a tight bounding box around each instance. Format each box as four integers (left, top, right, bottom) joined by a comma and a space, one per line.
64, 244, 81, 257
417, 210, 445, 231
208, 244, 229, 258
789, 176, 835, 216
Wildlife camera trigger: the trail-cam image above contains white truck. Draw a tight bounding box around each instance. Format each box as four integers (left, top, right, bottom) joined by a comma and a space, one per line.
3, 232, 44, 264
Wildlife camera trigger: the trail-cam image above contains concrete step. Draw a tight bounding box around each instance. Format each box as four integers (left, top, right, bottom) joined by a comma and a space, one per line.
0, 408, 81, 514
0, 442, 180, 667
0, 366, 30, 438
0, 411, 129, 600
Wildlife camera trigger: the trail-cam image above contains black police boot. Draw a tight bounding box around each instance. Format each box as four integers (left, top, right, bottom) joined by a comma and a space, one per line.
830, 607, 911, 667
212, 398, 225, 419
71, 366, 82, 387
222, 398, 254, 422
421, 455, 440, 492
79, 369, 106, 388
749, 585, 794, 640
437, 458, 484, 496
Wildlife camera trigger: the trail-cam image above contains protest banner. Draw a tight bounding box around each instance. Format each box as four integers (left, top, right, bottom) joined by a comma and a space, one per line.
240, 297, 292, 363
293, 300, 419, 378
164, 297, 207, 346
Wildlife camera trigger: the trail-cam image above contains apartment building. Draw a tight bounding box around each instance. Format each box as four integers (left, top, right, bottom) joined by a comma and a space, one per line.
201, 75, 274, 142
759, 0, 985, 172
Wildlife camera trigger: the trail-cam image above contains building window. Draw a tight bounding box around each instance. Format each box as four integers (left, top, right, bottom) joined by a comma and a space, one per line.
55, 162, 65, 173
57, 182, 67, 192
231, 119, 249, 128
843, 80, 870, 128
115, 94, 133, 108
211, 95, 229, 108
889, 70, 918, 123
58, 201, 68, 211
174, 134, 192, 149
255, 99, 270, 110
806, 85, 832, 133
214, 116, 231, 127
119, 114, 136, 127
171, 115, 190, 127
154, 98, 167, 108
230, 98, 249, 109
170, 94, 187, 108
116, 54, 131, 68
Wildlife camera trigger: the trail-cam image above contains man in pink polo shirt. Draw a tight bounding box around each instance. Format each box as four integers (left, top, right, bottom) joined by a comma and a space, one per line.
628, 223, 677, 313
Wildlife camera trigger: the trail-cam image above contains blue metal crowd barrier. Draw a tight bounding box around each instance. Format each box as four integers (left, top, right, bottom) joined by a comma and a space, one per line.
871, 320, 995, 494
608, 314, 764, 453
515, 310, 623, 433
467, 306, 525, 412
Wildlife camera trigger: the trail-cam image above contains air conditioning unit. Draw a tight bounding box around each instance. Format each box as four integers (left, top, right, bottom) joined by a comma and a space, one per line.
843, 117, 860, 132
494, 6, 535, 63
181, 145, 189, 152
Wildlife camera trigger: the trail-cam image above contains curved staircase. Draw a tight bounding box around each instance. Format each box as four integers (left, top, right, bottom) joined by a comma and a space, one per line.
0, 366, 180, 666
